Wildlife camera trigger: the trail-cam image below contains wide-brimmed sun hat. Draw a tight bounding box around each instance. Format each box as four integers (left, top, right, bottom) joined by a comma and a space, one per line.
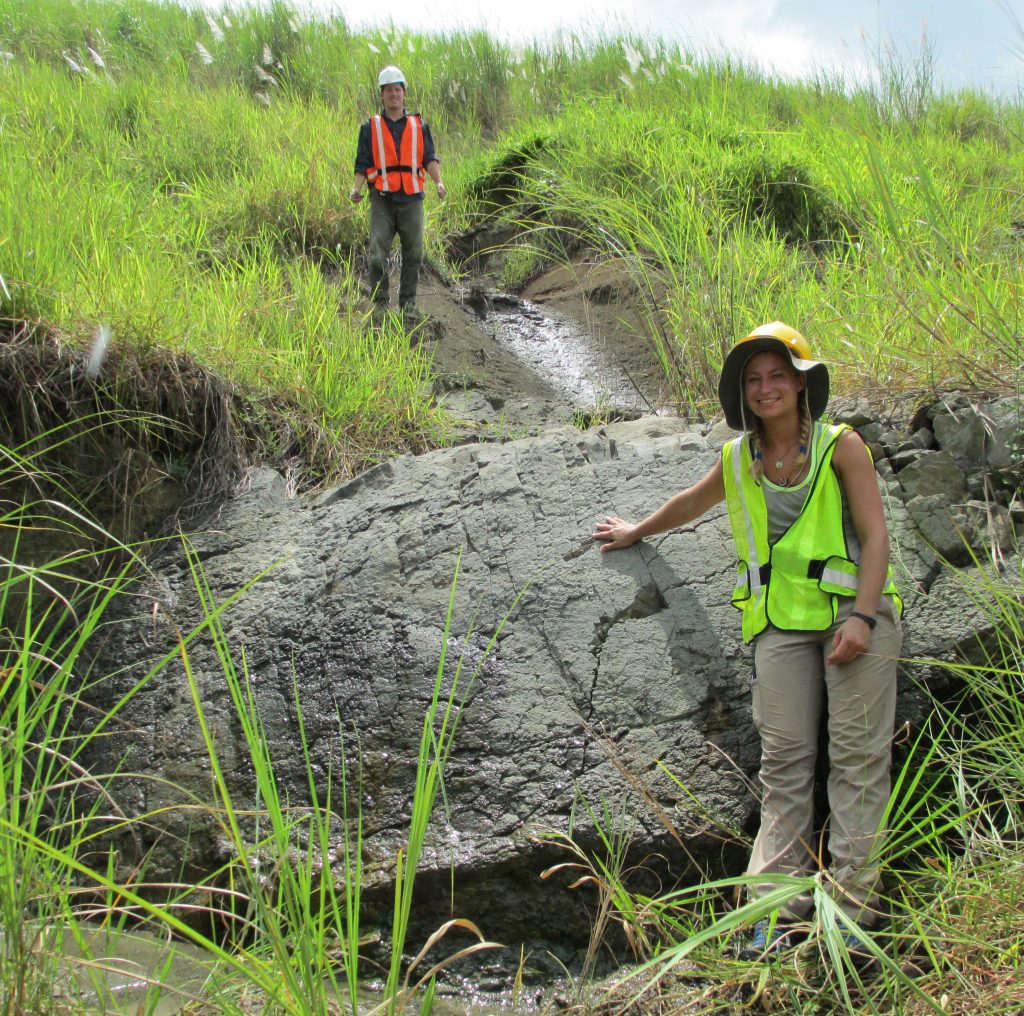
717, 321, 830, 431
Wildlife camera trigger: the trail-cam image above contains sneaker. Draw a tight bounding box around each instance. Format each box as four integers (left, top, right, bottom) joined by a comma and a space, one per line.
738, 918, 802, 962
399, 302, 424, 323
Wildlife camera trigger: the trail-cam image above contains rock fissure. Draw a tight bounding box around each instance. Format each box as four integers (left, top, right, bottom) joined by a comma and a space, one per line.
595, 580, 669, 635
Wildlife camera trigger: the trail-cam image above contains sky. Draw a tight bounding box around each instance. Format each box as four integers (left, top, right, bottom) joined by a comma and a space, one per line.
231, 0, 1023, 95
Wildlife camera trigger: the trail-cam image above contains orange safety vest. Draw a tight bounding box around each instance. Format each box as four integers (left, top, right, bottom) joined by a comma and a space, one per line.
366, 114, 426, 195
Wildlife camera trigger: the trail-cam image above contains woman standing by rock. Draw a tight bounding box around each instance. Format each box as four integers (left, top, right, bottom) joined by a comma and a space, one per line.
592, 321, 903, 960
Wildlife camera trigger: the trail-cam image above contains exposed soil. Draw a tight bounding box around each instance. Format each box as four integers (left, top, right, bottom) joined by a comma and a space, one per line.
409, 256, 675, 438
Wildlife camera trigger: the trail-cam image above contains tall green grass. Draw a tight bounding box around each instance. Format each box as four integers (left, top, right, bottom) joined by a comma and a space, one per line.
5, 0, 1020, 473
0, 557, 135, 1012
495, 76, 1023, 407
0, 430, 514, 1013
0, 65, 440, 464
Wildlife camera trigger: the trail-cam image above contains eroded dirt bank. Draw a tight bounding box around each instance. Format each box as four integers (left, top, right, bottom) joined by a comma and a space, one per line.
410, 257, 675, 436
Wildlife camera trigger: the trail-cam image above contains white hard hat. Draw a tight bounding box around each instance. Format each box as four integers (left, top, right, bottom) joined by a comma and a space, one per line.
378, 65, 406, 88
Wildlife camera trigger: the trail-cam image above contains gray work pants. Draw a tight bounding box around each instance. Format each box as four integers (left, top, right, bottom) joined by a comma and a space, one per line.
367, 191, 424, 308
747, 596, 901, 924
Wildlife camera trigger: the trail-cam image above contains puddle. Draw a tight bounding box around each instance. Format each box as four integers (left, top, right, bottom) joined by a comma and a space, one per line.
484, 295, 657, 413
56, 925, 213, 1014
53, 924, 530, 1014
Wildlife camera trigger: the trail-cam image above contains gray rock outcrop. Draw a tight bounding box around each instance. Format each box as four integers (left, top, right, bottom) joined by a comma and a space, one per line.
84, 397, 1022, 952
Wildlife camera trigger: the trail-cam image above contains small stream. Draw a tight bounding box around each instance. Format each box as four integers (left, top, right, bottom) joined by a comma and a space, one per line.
485, 294, 659, 414
57, 926, 212, 1014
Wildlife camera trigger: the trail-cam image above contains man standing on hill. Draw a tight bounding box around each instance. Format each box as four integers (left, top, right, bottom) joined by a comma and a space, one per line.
350, 65, 446, 323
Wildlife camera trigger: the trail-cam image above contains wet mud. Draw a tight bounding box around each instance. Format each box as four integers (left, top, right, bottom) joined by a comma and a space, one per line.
412, 257, 673, 437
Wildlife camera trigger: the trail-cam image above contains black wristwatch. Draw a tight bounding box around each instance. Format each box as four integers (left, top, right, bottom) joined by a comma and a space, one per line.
850, 610, 877, 630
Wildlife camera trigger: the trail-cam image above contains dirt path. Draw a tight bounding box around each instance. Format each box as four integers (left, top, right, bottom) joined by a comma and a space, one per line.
411, 257, 673, 437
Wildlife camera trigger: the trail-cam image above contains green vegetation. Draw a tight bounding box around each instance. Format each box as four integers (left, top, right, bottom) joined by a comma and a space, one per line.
0, 430, 507, 1013
2, 0, 1023, 1012
498, 81, 1024, 405
2, 0, 1021, 475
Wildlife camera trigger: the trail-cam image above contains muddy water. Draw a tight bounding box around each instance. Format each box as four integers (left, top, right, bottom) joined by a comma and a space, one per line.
486, 295, 658, 414
58, 926, 212, 1013
60, 925, 529, 1014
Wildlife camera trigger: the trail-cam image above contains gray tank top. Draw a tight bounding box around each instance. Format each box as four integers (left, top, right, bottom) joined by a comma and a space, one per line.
761, 426, 862, 560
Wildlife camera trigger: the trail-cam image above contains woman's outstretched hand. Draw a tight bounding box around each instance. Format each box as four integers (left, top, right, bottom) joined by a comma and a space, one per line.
592, 516, 641, 552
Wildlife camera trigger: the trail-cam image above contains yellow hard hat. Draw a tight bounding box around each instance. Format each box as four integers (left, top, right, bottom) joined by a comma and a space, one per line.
737, 321, 813, 361
718, 321, 829, 430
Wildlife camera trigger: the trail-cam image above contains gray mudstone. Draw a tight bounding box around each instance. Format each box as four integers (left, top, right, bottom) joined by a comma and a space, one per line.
897, 450, 969, 501
904, 495, 973, 564
963, 500, 1018, 555
932, 396, 1023, 474
81, 418, 1008, 954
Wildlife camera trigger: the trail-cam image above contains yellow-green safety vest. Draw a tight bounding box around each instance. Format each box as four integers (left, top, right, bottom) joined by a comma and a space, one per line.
721, 421, 902, 643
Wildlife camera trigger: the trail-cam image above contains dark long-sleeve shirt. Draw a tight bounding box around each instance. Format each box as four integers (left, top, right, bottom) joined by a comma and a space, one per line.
354, 111, 439, 204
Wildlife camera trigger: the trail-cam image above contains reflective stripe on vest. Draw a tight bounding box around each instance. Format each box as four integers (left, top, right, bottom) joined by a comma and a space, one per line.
366, 114, 426, 195
722, 422, 902, 643
726, 426, 767, 609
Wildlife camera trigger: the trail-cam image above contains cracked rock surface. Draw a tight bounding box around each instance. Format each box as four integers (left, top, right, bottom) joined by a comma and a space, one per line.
84, 413, 1019, 949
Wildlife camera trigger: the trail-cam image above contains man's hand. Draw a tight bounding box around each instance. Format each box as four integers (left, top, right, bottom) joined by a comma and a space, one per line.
349, 189, 363, 203
436, 182, 447, 200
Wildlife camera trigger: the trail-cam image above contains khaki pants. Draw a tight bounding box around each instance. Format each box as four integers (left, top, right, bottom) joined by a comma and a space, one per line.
368, 191, 425, 308
747, 597, 901, 924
